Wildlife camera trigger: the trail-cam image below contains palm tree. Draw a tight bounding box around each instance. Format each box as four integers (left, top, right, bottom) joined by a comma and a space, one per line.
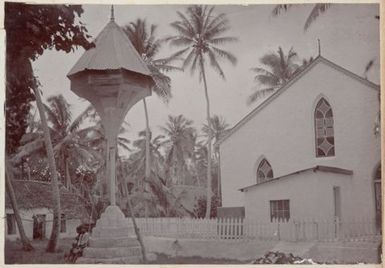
5, 156, 34, 251
45, 95, 96, 188
160, 115, 196, 186
14, 95, 96, 189
248, 47, 299, 104
127, 130, 191, 217
202, 115, 229, 204
202, 115, 229, 152
126, 130, 166, 216
32, 86, 61, 252
168, 5, 237, 218
124, 18, 180, 217
272, 4, 331, 31
273, 4, 379, 31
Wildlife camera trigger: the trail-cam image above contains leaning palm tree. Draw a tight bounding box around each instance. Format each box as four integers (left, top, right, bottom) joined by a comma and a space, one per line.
124, 18, 180, 217
5, 156, 34, 251
168, 5, 237, 218
248, 47, 299, 104
32, 86, 61, 252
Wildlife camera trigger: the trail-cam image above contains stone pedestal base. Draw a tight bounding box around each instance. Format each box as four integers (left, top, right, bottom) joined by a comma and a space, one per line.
77, 205, 142, 264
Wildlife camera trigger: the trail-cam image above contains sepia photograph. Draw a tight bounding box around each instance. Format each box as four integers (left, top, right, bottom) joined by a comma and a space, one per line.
3, 1, 382, 265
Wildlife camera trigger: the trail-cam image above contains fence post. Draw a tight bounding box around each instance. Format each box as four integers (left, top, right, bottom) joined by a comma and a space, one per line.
277, 221, 280, 241
294, 220, 298, 242
335, 217, 340, 240
314, 219, 319, 241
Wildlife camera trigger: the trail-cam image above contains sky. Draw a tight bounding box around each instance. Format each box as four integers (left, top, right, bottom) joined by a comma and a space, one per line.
32, 3, 380, 157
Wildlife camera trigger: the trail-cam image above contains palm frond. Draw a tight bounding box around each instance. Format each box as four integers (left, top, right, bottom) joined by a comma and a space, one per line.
47, 95, 72, 131
167, 47, 191, 60
304, 4, 331, 31
12, 138, 45, 163
211, 46, 237, 65
182, 49, 196, 70
254, 74, 280, 87
152, 62, 183, 73
69, 104, 94, 133
207, 49, 225, 79
271, 4, 293, 16
247, 87, 276, 105
208, 36, 238, 45
118, 142, 132, 152
169, 22, 194, 39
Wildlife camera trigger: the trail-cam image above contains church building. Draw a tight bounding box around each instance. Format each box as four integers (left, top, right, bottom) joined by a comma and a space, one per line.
217, 55, 381, 225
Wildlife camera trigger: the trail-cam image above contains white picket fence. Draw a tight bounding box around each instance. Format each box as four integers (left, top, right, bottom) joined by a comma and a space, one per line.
135, 217, 381, 242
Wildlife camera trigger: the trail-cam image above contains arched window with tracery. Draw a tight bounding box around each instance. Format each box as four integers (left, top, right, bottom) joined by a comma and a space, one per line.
315, 98, 335, 157
257, 158, 273, 183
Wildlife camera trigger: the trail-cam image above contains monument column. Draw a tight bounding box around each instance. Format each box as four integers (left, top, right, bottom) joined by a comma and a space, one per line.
67, 7, 153, 263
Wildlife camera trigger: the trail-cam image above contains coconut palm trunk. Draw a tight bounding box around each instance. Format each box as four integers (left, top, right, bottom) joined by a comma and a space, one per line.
65, 157, 71, 189
121, 175, 147, 263
200, 61, 213, 219
143, 98, 150, 218
33, 87, 61, 252
5, 156, 34, 251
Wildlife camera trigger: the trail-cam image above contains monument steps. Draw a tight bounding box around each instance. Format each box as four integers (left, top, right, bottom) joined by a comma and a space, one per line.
92, 226, 135, 238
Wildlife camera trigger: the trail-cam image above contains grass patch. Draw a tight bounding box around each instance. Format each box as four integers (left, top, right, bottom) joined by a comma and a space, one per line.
5, 238, 73, 264
149, 253, 247, 264
6, 239, 246, 264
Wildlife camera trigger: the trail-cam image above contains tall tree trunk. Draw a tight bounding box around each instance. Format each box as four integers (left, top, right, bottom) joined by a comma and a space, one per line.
200, 61, 213, 219
5, 156, 34, 251
217, 148, 222, 207
65, 157, 71, 189
143, 99, 150, 218
33, 87, 61, 252
121, 175, 147, 263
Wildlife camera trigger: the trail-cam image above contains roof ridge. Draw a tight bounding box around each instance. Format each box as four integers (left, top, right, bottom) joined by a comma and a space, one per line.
239, 165, 353, 191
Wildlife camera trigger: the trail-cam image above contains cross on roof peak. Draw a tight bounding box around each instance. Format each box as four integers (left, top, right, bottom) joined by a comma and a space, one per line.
110, 5, 115, 22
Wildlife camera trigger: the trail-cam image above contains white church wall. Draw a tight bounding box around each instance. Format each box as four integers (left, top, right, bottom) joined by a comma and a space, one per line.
220, 59, 380, 221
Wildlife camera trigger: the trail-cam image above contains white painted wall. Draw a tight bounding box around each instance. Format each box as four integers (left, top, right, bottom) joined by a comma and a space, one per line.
244, 170, 356, 221
5, 208, 81, 241
220, 59, 380, 221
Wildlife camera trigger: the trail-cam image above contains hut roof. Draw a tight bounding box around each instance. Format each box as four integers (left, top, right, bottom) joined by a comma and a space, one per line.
5, 180, 89, 219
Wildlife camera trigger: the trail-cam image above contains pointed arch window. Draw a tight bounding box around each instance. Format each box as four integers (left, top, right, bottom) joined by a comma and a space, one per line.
315, 98, 335, 157
257, 159, 273, 183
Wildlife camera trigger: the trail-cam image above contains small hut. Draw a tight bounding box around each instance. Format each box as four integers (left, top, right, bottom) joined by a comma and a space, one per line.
5, 180, 89, 241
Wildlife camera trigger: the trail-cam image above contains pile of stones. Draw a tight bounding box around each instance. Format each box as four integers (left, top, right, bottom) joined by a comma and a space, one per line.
251, 251, 316, 264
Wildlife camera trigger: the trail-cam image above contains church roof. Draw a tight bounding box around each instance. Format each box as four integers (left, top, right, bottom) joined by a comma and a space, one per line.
239, 165, 353, 192
216, 55, 380, 146
67, 19, 151, 77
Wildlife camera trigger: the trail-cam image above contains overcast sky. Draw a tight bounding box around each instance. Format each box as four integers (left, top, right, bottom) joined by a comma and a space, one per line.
32, 3, 380, 157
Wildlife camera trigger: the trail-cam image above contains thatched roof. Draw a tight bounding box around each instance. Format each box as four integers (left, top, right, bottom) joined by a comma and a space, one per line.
5, 180, 89, 219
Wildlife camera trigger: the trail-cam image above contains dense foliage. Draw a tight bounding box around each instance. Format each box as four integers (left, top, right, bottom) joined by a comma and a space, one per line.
5, 3, 94, 154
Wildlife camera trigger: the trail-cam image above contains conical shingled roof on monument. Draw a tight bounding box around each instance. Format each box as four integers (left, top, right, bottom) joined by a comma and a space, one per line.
67, 19, 151, 77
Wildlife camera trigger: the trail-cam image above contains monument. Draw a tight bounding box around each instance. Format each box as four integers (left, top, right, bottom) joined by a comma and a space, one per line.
67, 7, 153, 264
